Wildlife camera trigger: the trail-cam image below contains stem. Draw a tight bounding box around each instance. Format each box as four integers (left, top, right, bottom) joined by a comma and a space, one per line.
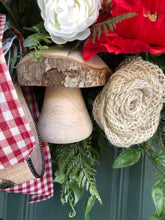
142, 143, 165, 176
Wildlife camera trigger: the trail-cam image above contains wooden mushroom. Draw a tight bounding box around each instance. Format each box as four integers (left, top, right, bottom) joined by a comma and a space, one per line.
16, 47, 112, 144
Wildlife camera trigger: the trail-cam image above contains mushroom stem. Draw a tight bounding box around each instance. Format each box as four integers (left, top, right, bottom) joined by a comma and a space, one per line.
38, 87, 93, 144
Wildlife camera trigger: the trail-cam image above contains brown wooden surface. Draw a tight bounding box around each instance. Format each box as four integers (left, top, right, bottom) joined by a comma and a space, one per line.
16, 48, 112, 88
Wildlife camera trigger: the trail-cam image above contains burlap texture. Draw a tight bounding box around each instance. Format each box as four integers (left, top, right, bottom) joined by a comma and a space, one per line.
93, 56, 165, 148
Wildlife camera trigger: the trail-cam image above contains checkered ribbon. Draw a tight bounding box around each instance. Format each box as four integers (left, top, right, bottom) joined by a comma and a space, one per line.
3, 87, 54, 202
0, 14, 54, 202
0, 14, 36, 169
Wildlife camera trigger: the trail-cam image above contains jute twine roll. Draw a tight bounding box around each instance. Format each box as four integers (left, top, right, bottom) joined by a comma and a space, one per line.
93, 56, 165, 148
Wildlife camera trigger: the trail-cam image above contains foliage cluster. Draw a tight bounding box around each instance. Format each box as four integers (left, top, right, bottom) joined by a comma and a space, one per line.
51, 137, 103, 220
1, 1, 165, 220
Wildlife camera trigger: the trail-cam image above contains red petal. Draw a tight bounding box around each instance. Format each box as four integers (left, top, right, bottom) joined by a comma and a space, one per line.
83, 0, 165, 60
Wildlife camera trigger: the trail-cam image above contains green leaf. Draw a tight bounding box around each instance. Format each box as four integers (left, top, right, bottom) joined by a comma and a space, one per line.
152, 178, 165, 217
54, 171, 65, 184
157, 149, 165, 167
23, 21, 46, 33
23, 33, 43, 47
112, 148, 142, 169
69, 180, 84, 205
84, 195, 96, 220
40, 46, 49, 50
147, 214, 163, 220
23, 33, 51, 47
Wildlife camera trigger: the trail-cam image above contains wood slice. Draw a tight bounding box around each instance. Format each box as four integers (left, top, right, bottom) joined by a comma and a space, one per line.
16, 47, 112, 88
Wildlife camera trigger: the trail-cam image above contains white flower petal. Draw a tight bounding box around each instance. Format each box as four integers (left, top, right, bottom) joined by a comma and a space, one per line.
37, 0, 101, 44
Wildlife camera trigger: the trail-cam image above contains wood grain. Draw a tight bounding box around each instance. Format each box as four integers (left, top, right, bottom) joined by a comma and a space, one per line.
38, 87, 93, 144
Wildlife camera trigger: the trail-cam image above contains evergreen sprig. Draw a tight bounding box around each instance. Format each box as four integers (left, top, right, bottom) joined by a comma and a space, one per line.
53, 137, 102, 219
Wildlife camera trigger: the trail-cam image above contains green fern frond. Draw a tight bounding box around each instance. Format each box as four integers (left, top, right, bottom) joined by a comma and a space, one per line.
54, 137, 102, 218
57, 145, 75, 171
84, 35, 90, 46
66, 157, 78, 176
101, 13, 137, 27
69, 162, 80, 178
97, 26, 102, 39
86, 12, 137, 46
86, 181, 90, 191
83, 162, 97, 173
93, 26, 97, 43
108, 23, 113, 31
103, 25, 108, 35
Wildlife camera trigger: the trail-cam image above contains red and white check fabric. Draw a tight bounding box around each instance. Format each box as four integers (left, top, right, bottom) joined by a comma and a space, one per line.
3, 86, 54, 202
3, 142, 53, 203
0, 14, 54, 202
0, 14, 36, 169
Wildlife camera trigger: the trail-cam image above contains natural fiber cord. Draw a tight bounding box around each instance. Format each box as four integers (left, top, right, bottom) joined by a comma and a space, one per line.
93, 56, 165, 148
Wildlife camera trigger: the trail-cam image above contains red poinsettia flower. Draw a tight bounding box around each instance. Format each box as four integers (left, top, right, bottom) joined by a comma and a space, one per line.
83, 0, 165, 60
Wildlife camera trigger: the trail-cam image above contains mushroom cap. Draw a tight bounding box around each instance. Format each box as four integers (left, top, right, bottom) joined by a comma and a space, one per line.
16, 47, 112, 88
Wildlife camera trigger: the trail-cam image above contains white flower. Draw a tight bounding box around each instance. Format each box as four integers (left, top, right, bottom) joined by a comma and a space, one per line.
37, 0, 101, 44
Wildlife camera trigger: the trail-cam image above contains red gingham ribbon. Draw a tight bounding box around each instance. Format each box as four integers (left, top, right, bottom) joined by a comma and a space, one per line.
3, 87, 54, 202
0, 14, 36, 169
0, 14, 54, 202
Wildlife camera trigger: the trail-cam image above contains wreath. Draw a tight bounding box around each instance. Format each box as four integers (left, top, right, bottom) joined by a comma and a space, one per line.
1, 1, 165, 220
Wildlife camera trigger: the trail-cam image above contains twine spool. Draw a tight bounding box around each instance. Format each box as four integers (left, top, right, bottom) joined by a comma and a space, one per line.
93, 56, 165, 148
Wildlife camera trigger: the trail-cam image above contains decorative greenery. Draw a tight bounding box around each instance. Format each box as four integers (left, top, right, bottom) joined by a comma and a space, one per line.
112, 102, 165, 220
112, 147, 142, 169
23, 22, 52, 60
52, 139, 101, 219
49, 86, 111, 220
2, 1, 165, 220
50, 125, 110, 220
